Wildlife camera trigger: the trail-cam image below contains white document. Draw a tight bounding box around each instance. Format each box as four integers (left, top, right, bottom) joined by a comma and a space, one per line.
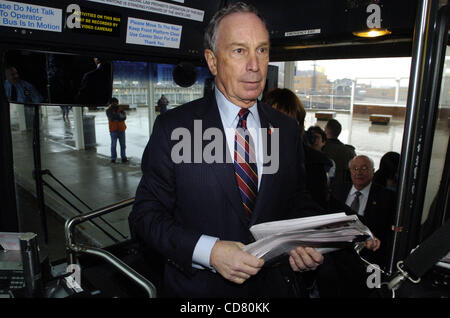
243, 213, 374, 261
437, 251, 450, 270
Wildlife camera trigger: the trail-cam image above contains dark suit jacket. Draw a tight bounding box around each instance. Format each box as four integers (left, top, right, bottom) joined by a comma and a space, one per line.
76, 62, 112, 105
129, 92, 320, 297
322, 138, 356, 186
316, 182, 396, 297
303, 143, 333, 209
330, 182, 396, 267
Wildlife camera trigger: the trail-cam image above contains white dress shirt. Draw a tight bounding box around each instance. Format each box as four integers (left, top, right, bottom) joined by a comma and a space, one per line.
192, 87, 263, 270
345, 183, 372, 216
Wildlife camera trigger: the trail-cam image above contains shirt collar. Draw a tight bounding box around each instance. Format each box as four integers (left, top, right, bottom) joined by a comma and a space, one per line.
350, 182, 372, 197
215, 87, 258, 128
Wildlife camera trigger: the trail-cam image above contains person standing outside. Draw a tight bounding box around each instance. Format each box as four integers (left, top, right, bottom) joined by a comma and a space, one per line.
60, 105, 70, 122
106, 97, 127, 163
157, 94, 169, 114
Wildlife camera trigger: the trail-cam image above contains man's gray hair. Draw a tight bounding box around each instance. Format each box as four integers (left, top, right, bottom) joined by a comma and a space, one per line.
348, 155, 375, 170
204, 2, 268, 53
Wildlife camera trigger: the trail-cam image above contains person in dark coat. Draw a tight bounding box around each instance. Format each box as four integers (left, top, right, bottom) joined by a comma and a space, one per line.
322, 119, 356, 187
76, 57, 112, 106
157, 94, 169, 114
373, 151, 400, 192
262, 88, 334, 210
305, 125, 336, 191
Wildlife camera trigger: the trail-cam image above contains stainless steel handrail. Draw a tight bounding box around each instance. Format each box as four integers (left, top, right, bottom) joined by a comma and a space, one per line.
64, 197, 157, 298
388, 0, 439, 273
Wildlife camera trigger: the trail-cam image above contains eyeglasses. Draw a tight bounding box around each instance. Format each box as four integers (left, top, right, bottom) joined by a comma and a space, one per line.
350, 166, 370, 172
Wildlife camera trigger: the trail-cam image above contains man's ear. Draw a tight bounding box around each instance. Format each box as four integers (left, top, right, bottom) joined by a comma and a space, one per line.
204, 49, 217, 76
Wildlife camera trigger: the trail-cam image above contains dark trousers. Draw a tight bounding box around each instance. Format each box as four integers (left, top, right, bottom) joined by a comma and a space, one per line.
316, 249, 372, 298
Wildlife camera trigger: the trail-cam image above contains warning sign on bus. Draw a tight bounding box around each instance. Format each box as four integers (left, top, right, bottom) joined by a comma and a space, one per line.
65, 4, 121, 37
88, 0, 204, 22
0, 0, 62, 32
126, 17, 182, 49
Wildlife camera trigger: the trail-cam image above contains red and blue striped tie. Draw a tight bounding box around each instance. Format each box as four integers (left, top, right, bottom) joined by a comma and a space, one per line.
234, 108, 258, 219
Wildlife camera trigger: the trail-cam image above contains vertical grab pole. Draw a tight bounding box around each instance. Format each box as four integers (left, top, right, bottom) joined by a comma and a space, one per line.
388, 0, 434, 273
32, 104, 48, 244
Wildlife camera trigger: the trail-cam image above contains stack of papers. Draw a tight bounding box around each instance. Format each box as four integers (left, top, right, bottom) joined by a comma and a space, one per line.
437, 251, 450, 270
243, 212, 374, 261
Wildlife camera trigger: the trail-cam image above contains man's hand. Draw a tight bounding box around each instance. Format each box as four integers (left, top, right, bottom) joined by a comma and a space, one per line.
364, 237, 381, 251
289, 247, 323, 272
210, 240, 264, 284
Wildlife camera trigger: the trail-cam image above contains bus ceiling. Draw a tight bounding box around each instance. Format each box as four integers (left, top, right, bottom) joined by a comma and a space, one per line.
0, 0, 418, 64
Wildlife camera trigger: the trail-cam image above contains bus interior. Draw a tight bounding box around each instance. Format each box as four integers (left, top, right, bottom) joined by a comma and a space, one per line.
0, 0, 449, 299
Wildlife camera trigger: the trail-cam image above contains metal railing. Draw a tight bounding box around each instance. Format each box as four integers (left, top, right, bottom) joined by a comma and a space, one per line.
42, 169, 127, 243
64, 197, 157, 298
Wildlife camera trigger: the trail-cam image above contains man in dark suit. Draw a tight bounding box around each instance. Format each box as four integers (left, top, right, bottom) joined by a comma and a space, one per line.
332, 155, 395, 264
129, 2, 325, 297
76, 57, 112, 106
317, 155, 395, 297
322, 119, 356, 187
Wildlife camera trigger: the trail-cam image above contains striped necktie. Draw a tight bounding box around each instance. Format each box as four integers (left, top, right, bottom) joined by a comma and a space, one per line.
234, 108, 258, 219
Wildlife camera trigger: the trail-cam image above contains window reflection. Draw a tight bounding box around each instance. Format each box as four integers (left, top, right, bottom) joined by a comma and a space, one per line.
5, 52, 212, 250
112, 61, 211, 109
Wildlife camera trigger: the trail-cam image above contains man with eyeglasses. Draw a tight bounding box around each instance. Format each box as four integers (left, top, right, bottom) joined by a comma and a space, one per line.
338, 155, 395, 262
316, 155, 396, 297
346, 155, 376, 216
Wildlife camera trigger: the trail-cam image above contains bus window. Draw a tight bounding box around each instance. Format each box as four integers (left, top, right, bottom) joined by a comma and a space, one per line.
3, 50, 114, 106
421, 47, 450, 230
6, 51, 211, 258
271, 57, 412, 169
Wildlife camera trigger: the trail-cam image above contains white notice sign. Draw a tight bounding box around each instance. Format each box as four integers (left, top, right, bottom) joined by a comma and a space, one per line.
0, 0, 62, 32
285, 28, 321, 37
126, 17, 182, 49
88, 0, 204, 22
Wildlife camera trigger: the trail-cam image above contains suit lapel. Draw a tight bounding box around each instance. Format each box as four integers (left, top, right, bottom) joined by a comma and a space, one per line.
336, 183, 352, 203
335, 183, 355, 215
199, 93, 250, 227
250, 102, 277, 225
363, 184, 378, 220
